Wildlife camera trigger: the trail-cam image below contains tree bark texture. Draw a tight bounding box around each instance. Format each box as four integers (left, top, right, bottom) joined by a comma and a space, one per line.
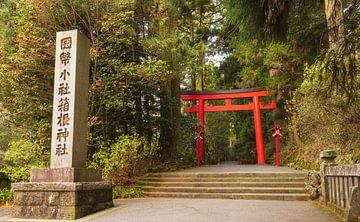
324, 0, 345, 49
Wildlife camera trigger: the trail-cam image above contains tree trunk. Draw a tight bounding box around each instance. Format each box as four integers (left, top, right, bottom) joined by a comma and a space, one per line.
199, 10, 205, 91
190, 17, 197, 91
157, 1, 182, 157
159, 80, 172, 155
324, 0, 345, 49
200, 40, 205, 91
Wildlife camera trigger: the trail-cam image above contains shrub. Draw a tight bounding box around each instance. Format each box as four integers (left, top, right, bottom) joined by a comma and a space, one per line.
1, 140, 49, 182
0, 188, 13, 204
112, 186, 143, 199
179, 115, 197, 163
89, 135, 158, 185
285, 82, 360, 170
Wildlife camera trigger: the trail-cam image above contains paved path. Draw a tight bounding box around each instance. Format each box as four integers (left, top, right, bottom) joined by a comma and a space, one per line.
0, 198, 337, 222
0, 164, 336, 221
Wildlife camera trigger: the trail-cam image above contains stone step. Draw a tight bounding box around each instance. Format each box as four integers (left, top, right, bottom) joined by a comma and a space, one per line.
144, 191, 310, 201
137, 181, 305, 188
140, 177, 305, 183
143, 186, 307, 194
149, 172, 306, 178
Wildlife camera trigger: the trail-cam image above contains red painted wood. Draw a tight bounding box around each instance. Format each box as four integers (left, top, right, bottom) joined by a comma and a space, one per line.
183, 102, 276, 113
197, 99, 205, 166
225, 99, 232, 106
180, 90, 271, 100
272, 125, 283, 167
253, 96, 265, 164
275, 136, 280, 166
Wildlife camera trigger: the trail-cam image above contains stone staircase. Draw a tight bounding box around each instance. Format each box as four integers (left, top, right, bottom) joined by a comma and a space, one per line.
137, 171, 309, 201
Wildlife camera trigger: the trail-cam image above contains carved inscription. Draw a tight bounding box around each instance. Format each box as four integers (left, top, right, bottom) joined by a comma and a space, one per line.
55, 37, 73, 156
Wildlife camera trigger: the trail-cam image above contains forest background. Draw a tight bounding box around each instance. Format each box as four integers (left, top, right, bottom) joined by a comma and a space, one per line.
0, 0, 359, 190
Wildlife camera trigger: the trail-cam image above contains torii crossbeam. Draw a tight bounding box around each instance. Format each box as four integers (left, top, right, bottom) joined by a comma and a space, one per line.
180, 88, 277, 166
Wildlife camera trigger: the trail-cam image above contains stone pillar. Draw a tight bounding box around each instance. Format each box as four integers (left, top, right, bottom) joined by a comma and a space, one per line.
320, 150, 338, 204
50, 29, 90, 168
346, 186, 360, 222
11, 30, 113, 220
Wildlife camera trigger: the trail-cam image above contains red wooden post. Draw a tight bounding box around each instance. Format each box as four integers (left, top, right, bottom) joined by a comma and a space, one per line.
272, 125, 283, 167
275, 136, 280, 166
250, 149, 255, 164
253, 96, 265, 164
197, 99, 205, 166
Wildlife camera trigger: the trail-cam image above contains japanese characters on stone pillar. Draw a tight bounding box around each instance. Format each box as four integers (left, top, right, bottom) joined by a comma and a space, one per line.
51, 30, 90, 168
12, 30, 112, 220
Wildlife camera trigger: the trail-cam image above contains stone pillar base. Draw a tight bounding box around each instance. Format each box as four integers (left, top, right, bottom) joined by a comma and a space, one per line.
12, 168, 113, 220
12, 181, 113, 220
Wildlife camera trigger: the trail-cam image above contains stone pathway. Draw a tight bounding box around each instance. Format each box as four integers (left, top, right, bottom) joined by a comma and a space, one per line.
0, 198, 337, 222
140, 163, 309, 201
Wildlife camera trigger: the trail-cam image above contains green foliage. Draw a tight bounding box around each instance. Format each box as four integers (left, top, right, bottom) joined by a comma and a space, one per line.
232, 111, 256, 164
112, 186, 143, 199
224, 0, 291, 41
285, 87, 360, 170
205, 111, 230, 163
287, 0, 325, 59
232, 40, 302, 91
263, 43, 302, 90
89, 135, 158, 184
303, 51, 359, 103
224, 0, 265, 40
0, 188, 13, 203
1, 140, 49, 182
179, 115, 197, 163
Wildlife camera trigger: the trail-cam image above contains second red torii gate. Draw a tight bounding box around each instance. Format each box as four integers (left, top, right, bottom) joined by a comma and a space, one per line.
180, 88, 277, 166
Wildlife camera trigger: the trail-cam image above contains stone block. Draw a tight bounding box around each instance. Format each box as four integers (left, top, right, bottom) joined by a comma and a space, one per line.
12, 182, 80, 191
13, 205, 59, 219
45, 192, 60, 206
14, 191, 44, 206
320, 150, 338, 164
57, 206, 76, 219
346, 186, 360, 222
59, 191, 76, 206
30, 167, 102, 182
82, 181, 112, 190
12, 181, 113, 220
320, 150, 338, 158
77, 190, 95, 205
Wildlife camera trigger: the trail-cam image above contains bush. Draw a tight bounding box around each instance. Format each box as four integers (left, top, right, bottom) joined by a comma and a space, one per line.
112, 186, 143, 199
285, 82, 360, 170
89, 135, 158, 185
0, 140, 49, 182
0, 188, 13, 204
179, 115, 197, 163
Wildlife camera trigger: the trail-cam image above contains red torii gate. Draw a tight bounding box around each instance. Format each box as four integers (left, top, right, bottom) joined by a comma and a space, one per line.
180, 88, 277, 166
